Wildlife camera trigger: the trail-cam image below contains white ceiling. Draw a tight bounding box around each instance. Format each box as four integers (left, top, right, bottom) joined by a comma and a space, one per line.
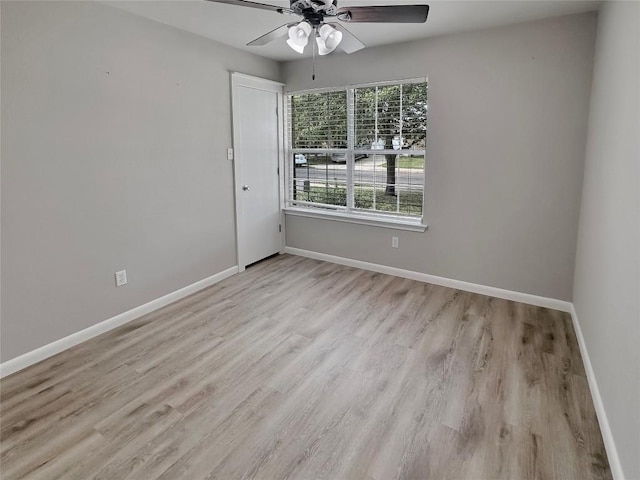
108, 0, 601, 61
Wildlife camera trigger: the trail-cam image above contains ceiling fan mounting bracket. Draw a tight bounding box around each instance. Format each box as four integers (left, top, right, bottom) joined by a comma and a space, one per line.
290, 0, 337, 16
303, 11, 325, 27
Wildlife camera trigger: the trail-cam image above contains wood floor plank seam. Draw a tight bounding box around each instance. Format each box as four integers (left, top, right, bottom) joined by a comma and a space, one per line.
0, 254, 611, 480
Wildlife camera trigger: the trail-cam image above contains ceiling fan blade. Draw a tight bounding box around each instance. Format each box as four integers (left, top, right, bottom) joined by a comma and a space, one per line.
326, 23, 365, 54
336, 5, 429, 23
247, 23, 291, 46
205, 0, 289, 14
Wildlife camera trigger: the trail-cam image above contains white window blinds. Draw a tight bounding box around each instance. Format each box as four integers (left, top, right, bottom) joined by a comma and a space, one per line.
288, 79, 427, 220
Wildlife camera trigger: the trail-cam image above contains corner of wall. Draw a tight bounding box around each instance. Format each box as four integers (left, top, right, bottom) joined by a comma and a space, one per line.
569, 304, 626, 480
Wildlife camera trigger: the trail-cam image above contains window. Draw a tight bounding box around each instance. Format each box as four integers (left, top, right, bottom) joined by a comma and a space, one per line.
286, 79, 427, 229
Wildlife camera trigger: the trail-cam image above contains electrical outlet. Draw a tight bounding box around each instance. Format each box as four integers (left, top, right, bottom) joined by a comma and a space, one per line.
115, 270, 127, 287
392, 236, 399, 249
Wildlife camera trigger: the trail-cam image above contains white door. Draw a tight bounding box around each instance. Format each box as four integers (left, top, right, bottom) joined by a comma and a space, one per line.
232, 73, 283, 270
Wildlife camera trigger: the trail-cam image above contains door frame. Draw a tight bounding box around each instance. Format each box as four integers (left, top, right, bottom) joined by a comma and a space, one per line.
231, 72, 285, 272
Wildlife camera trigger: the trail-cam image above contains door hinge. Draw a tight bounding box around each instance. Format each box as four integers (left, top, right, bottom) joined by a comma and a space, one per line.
277, 167, 280, 175
279, 224, 282, 233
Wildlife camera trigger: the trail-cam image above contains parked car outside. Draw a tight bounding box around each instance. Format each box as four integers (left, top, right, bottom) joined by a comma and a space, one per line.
294, 153, 307, 165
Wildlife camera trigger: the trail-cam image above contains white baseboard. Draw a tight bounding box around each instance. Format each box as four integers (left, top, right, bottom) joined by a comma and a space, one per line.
569, 305, 625, 480
284, 247, 623, 478
0, 266, 238, 379
284, 247, 572, 312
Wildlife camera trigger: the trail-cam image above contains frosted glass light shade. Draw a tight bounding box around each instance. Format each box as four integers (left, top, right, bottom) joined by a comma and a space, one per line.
286, 21, 312, 54
316, 24, 342, 55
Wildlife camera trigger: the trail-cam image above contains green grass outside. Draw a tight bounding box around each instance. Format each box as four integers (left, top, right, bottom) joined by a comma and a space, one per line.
380, 156, 425, 169
295, 185, 423, 216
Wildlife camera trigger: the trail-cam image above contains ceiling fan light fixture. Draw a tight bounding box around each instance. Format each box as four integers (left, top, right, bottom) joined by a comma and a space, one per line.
316, 24, 342, 55
286, 21, 312, 53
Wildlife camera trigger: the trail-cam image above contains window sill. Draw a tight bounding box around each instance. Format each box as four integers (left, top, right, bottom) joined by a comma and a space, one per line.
283, 207, 428, 232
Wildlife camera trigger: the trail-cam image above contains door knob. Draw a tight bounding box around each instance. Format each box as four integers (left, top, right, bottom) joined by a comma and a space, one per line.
242, 185, 250, 191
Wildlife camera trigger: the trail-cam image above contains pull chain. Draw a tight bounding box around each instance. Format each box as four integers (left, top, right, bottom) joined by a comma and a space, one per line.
312, 27, 317, 81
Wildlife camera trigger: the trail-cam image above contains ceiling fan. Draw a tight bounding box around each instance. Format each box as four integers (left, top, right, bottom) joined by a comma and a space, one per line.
206, 0, 430, 56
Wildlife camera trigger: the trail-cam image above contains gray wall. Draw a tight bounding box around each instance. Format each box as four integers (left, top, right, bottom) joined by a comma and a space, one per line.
284, 13, 597, 301
0, 1, 280, 362
573, 2, 640, 478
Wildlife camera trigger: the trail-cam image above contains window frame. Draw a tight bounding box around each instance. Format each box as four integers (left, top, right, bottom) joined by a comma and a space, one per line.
284, 78, 428, 231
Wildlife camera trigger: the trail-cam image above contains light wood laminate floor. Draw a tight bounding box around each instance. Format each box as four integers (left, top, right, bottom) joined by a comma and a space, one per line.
1, 254, 611, 479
